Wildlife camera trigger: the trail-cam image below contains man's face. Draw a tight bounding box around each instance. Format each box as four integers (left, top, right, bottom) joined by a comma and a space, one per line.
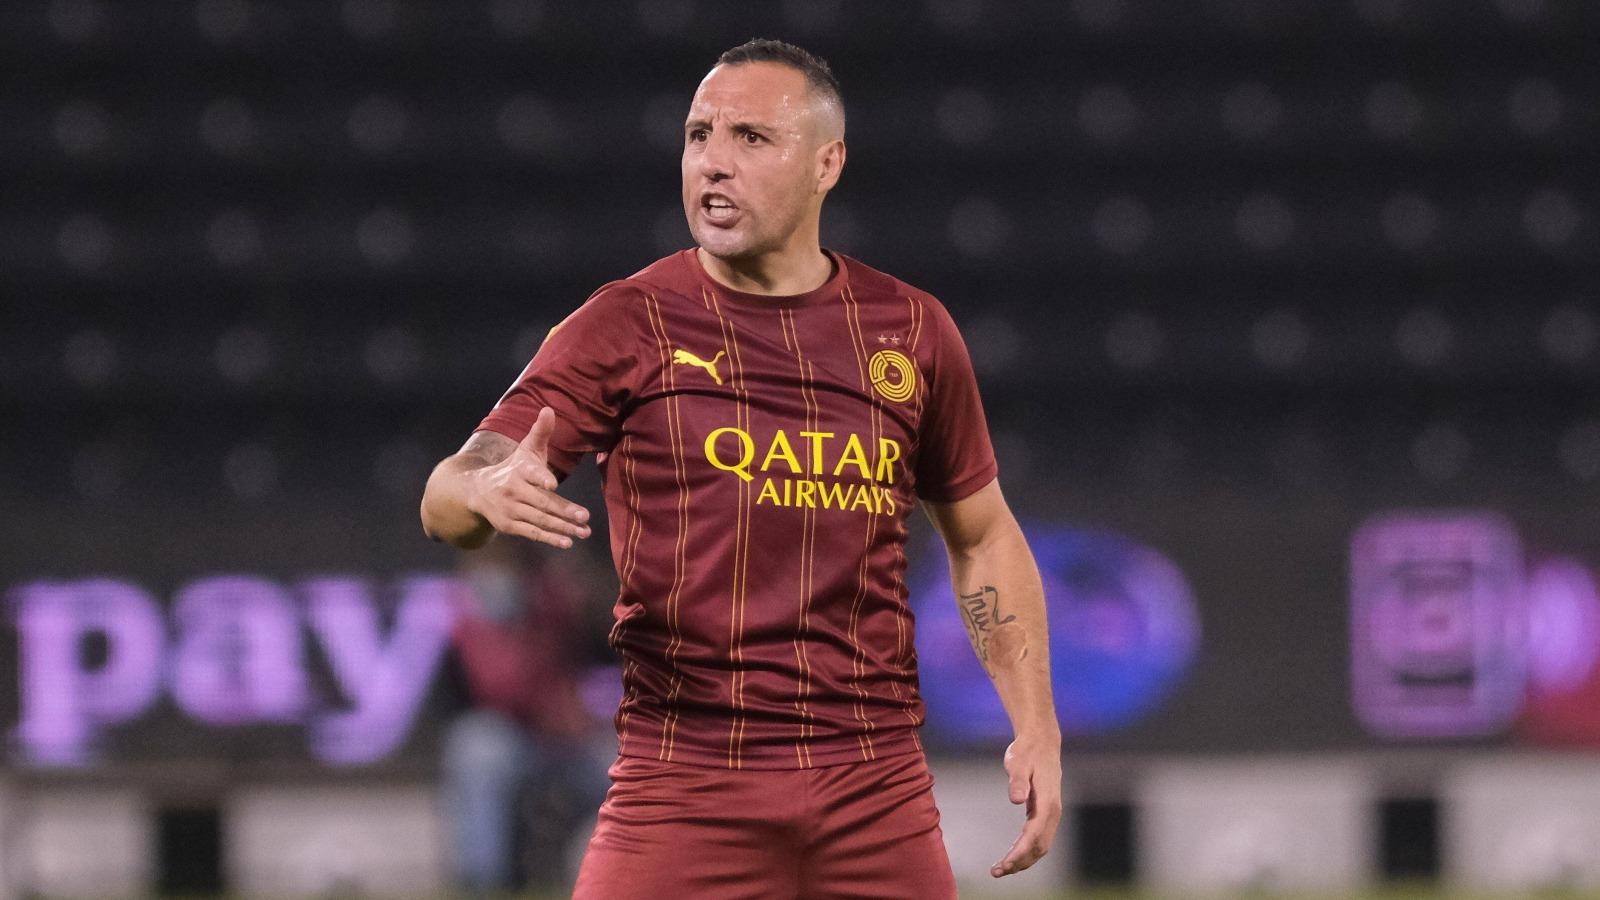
681, 62, 838, 261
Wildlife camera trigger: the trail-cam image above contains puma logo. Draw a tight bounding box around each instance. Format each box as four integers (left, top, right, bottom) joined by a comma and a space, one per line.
672, 348, 725, 385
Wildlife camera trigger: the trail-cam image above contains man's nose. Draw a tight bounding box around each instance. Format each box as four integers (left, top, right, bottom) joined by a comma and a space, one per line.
699, 133, 734, 182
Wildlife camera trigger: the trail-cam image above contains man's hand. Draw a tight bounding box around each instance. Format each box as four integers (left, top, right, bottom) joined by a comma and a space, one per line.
991, 732, 1063, 878
464, 407, 592, 549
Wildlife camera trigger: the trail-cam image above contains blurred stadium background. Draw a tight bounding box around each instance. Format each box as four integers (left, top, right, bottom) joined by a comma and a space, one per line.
3, 0, 1599, 896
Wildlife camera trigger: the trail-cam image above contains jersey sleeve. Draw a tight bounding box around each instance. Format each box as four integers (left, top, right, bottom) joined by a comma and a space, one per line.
913, 298, 1000, 502
476, 283, 643, 479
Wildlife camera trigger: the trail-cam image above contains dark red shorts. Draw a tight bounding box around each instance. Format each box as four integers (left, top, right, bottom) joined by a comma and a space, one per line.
572, 750, 958, 900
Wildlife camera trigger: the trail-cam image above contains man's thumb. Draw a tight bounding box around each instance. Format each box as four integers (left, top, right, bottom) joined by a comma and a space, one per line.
521, 407, 555, 456
1008, 769, 1030, 805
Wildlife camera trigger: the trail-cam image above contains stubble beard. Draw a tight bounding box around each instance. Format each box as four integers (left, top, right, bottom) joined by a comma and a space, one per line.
694, 201, 816, 264
692, 217, 766, 262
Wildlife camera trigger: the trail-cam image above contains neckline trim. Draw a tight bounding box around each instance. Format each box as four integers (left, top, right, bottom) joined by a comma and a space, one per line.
686, 248, 847, 310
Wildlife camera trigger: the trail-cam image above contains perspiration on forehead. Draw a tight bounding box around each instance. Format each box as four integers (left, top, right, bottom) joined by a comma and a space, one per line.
807, 89, 845, 142
697, 61, 845, 143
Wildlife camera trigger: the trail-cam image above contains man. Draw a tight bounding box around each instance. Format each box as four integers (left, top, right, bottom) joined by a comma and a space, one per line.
421, 39, 1060, 898
441, 538, 613, 893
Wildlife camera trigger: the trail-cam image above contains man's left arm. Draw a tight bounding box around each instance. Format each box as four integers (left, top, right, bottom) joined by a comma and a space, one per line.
924, 478, 1062, 879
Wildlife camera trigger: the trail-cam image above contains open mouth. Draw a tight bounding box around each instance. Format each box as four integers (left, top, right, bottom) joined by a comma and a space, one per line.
701, 194, 740, 225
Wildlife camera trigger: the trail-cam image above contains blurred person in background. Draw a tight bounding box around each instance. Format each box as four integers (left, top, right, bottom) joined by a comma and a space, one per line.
441, 536, 615, 895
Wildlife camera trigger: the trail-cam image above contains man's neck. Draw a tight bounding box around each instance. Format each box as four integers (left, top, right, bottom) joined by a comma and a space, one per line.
697, 245, 834, 296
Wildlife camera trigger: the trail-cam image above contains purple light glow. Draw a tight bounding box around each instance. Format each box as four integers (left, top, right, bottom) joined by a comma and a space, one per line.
14, 579, 166, 765
1350, 513, 1527, 738
1525, 557, 1600, 693
171, 576, 307, 725
305, 575, 456, 765
8, 574, 458, 768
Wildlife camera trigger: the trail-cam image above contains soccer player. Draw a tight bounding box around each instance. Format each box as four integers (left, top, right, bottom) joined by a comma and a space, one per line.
421, 39, 1061, 898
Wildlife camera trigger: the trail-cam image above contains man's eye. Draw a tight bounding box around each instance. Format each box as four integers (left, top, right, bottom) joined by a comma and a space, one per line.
688, 129, 707, 142
742, 131, 762, 144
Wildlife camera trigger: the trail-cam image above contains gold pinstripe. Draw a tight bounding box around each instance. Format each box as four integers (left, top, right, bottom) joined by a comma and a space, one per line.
643, 294, 691, 762
839, 284, 878, 760
728, 308, 753, 766
902, 295, 928, 746
890, 492, 926, 741
783, 307, 817, 768
705, 287, 753, 769
875, 363, 921, 737
889, 299, 915, 701
615, 432, 644, 752
907, 294, 926, 353
840, 285, 870, 392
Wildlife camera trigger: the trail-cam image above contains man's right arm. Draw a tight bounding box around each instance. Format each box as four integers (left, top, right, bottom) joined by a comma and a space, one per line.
420, 407, 592, 550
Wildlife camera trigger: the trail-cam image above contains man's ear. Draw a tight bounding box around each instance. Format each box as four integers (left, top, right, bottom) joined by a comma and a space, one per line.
816, 139, 847, 194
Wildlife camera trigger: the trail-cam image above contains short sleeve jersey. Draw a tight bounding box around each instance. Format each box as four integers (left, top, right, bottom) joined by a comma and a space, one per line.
479, 249, 997, 769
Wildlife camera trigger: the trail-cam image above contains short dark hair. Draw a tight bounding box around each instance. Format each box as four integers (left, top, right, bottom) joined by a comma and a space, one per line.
716, 38, 844, 118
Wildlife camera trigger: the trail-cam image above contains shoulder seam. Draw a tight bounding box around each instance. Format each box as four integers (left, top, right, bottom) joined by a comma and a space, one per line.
562, 278, 652, 409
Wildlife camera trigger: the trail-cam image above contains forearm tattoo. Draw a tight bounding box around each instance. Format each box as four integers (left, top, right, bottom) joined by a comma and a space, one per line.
958, 585, 1016, 666
460, 430, 516, 467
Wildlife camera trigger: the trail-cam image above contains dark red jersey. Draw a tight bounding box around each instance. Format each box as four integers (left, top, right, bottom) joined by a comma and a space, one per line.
479, 249, 997, 769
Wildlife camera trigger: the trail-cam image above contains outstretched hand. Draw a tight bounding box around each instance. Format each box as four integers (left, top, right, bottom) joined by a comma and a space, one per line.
991, 733, 1063, 878
467, 407, 592, 549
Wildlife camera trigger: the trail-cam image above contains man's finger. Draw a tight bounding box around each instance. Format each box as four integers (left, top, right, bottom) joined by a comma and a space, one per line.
505, 481, 590, 528
992, 778, 1061, 878
1007, 767, 1030, 805
514, 454, 559, 492
507, 501, 591, 540
507, 520, 575, 550
991, 819, 1049, 877
520, 406, 556, 460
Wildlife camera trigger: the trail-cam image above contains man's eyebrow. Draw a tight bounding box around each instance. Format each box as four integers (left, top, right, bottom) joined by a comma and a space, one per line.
683, 118, 778, 134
